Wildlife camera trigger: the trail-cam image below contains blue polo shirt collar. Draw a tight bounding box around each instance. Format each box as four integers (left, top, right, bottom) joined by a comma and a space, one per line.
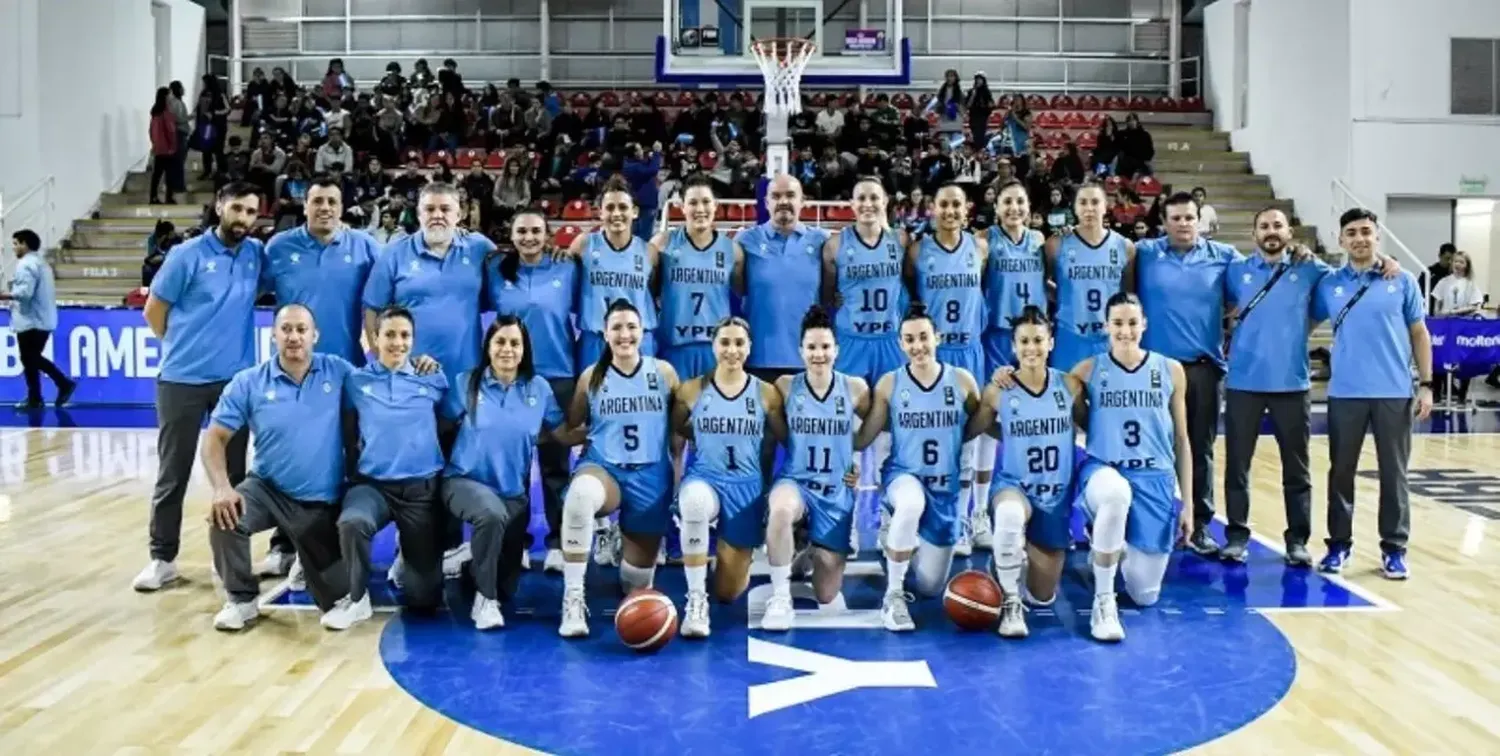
269, 354, 323, 384
369, 358, 416, 375
205, 228, 253, 257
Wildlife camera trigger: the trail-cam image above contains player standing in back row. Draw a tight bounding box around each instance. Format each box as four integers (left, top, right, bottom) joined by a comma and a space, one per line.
1048, 182, 1135, 371
656, 176, 741, 379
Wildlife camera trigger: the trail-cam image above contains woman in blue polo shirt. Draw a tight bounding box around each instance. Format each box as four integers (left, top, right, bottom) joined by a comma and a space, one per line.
441, 315, 576, 630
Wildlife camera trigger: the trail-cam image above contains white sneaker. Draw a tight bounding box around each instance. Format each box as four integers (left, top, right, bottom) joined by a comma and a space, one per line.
287, 558, 306, 591
132, 560, 180, 592
970, 507, 993, 550
257, 550, 294, 577
559, 588, 590, 638
593, 522, 621, 567
1090, 593, 1125, 642
543, 548, 565, 573
321, 594, 373, 631
881, 591, 916, 632
680, 591, 711, 638
657, 537, 668, 566
471, 596, 505, 630
954, 521, 973, 557
520, 550, 531, 571
761, 593, 795, 631
443, 542, 472, 578
213, 600, 260, 631
387, 553, 406, 589
997, 597, 1028, 639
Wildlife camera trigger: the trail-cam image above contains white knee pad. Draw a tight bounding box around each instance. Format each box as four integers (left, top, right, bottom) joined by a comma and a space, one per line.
1084, 467, 1131, 555
975, 435, 998, 475
1121, 546, 1169, 607
869, 431, 893, 484
991, 490, 1028, 557
959, 438, 978, 483
676, 480, 718, 557
910, 538, 955, 598
884, 475, 927, 552
562, 476, 605, 554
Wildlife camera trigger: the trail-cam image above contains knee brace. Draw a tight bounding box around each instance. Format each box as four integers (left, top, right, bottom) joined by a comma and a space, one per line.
676, 481, 717, 558
1121, 547, 1169, 607
974, 436, 998, 476
884, 475, 927, 553
1085, 468, 1132, 555
990, 491, 1028, 560
562, 476, 604, 555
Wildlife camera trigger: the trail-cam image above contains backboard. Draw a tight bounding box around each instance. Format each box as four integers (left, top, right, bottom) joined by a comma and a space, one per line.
657, 0, 910, 87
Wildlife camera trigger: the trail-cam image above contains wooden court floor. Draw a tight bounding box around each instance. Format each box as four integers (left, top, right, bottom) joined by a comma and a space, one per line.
1, 425, 1498, 754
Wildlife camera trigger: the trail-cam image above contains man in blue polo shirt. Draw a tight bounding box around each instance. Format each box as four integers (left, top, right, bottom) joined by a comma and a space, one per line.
1311, 208, 1432, 581
736, 173, 831, 383
1134, 191, 1242, 556
135, 182, 264, 592
202, 304, 352, 631
2, 228, 76, 409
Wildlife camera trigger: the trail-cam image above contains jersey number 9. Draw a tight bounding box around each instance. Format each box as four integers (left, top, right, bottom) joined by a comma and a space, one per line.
1087, 289, 1102, 312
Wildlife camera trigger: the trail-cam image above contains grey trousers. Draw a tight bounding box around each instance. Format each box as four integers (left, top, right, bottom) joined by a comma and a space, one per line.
443, 477, 529, 601
1183, 360, 1225, 528
150, 380, 247, 562
208, 476, 348, 612
1326, 398, 1413, 554
535, 376, 577, 550
338, 476, 443, 609
1222, 389, 1313, 547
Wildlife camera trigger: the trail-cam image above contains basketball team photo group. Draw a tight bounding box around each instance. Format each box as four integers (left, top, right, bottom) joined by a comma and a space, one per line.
4, 0, 1500, 753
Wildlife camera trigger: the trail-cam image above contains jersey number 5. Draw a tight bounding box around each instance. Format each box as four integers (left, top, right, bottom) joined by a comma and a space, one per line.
624, 425, 640, 451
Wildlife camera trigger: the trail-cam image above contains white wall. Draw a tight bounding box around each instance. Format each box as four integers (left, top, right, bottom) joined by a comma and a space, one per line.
1385, 197, 1454, 269
1202, 0, 1237, 132
159, 0, 206, 98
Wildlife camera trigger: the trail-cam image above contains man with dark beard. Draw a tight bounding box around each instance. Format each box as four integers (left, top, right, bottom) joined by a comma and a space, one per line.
135, 182, 265, 592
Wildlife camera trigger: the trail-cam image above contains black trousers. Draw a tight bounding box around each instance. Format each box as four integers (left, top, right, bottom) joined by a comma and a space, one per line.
209, 476, 347, 612
17, 329, 69, 403
1183, 360, 1225, 528
1222, 389, 1313, 547
535, 376, 578, 550
1326, 398, 1413, 554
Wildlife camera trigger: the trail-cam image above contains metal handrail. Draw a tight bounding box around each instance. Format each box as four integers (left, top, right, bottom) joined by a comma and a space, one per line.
1330, 178, 1429, 301
0, 176, 56, 288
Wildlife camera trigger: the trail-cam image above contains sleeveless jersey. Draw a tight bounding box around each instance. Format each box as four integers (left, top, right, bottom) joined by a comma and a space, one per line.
1054, 230, 1129, 342
883, 365, 968, 499
688, 376, 767, 481
587, 357, 672, 465
985, 226, 1046, 330
659, 229, 734, 348
783, 372, 858, 497
998, 368, 1077, 505
579, 232, 657, 333
1085, 351, 1176, 474
916, 232, 985, 350
834, 227, 906, 340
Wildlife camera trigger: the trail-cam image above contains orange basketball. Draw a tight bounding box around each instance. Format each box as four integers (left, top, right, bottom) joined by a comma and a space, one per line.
615, 588, 679, 652
943, 570, 1004, 631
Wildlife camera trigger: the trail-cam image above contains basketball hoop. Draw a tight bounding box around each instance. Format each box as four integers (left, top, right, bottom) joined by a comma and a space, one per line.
750, 36, 816, 118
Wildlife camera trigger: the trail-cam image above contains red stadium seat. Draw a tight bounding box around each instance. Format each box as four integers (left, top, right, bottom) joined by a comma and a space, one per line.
539, 199, 559, 218
1129, 95, 1154, 111
402, 147, 425, 167
426, 150, 452, 167
1077, 94, 1102, 110
1182, 96, 1204, 111
570, 92, 591, 108
485, 151, 507, 169
1154, 96, 1179, 112
599, 91, 621, 107
1135, 175, 1163, 198
1050, 94, 1076, 110
698, 150, 718, 169
456, 148, 487, 167
862, 93, 879, 109
1023, 94, 1047, 110
825, 206, 856, 222
529, 151, 542, 170
1104, 176, 1124, 194
1075, 131, 1098, 149
668, 204, 687, 222
988, 111, 1006, 127
723, 204, 753, 222
653, 91, 674, 106
1103, 95, 1129, 111
892, 93, 915, 109
798, 207, 820, 222
554, 225, 583, 249
561, 200, 593, 221
1085, 112, 1106, 129
1034, 111, 1064, 129
1061, 111, 1090, 129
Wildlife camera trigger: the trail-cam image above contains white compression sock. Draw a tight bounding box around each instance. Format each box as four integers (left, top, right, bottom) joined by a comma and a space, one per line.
620, 561, 656, 593
885, 558, 910, 596
769, 564, 792, 598
1085, 467, 1132, 597
562, 476, 605, 591
677, 480, 718, 596
990, 490, 1028, 598
974, 436, 998, 522
883, 475, 926, 595
958, 439, 978, 516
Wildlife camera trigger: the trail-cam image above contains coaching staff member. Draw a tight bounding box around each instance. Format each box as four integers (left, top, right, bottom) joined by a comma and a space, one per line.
134, 182, 264, 592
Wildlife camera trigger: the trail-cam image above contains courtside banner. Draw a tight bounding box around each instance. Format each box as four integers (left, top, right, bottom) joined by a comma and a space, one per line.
0, 307, 277, 405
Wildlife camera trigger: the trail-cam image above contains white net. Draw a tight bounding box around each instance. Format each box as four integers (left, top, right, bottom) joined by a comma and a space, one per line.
751, 37, 816, 179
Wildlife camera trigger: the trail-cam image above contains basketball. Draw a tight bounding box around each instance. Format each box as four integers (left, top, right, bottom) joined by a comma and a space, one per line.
943, 570, 1004, 631
615, 588, 679, 651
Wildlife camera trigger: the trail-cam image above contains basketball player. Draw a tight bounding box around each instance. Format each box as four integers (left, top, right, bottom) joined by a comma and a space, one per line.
558, 300, 681, 638
908, 183, 988, 555
976, 179, 1047, 552
203, 304, 352, 631
442, 317, 576, 629
1070, 292, 1192, 641
656, 175, 741, 379
854, 304, 984, 631
737, 174, 832, 382
569, 174, 659, 367
1311, 208, 1431, 580
763, 306, 870, 631
324, 306, 449, 631
671, 317, 788, 637
1048, 181, 1135, 372
135, 182, 263, 592
968, 306, 1085, 639
260, 175, 380, 578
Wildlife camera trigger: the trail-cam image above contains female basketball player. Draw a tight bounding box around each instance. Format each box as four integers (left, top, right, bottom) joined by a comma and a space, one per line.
854, 303, 984, 632
487, 210, 579, 574
908, 182, 989, 556
1048, 181, 1135, 371
558, 299, 680, 638
568, 174, 660, 367
762, 306, 870, 632
325, 306, 449, 632
1070, 291, 1191, 642
441, 316, 578, 630
670, 317, 788, 637
655, 175, 741, 379
970, 179, 1048, 553
968, 306, 1087, 640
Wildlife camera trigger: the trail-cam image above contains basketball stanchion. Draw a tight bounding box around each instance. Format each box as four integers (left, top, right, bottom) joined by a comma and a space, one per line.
750, 36, 816, 179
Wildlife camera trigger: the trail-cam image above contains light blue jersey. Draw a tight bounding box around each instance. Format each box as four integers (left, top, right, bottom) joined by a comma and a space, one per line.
578, 232, 657, 333
916, 232, 985, 376
883, 364, 969, 547
660, 229, 734, 348
1085, 351, 1176, 475
781, 372, 859, 551
834, 227, 906, 339
994, 368, 1078, 550
1053, 230, 1129, 370
985, 226, 1047, 329
687, 376, 767, 481
587, 357, 672, 465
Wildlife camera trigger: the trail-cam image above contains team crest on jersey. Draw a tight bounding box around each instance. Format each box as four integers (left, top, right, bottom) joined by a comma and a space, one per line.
716, 250, 725, 268
888, 243, 899, 261
647, 372, 660, 391
1243, 273, 1252, 284
1110, 249, 1120, 266
1054, 390, 1067, 411
1334, 286, 1345, 297
943, 386, 956, 406
634, 255, 644, 272
1150, 369, 1162, 390
1289, 273, 1298, 282
746, 396, 757, 414
834, 395, 847, 415
1386, 284, 1396, 293
900, 389, 911, 407
323, 382, 332, 393
264, 390, 276, 401
1008, 396, 1020, 409
796, 393, 806, 408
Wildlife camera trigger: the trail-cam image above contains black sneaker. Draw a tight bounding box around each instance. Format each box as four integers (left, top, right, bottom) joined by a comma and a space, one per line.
1186, 527, 1221, 557
1220, 538, 1249, 563
13, 400, 43, 411
55, 380, 77, 408
1284, 542, 1313, 567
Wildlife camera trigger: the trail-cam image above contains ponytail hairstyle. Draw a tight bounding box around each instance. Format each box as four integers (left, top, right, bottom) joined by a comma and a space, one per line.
468, 315, 536, 414
902, 301, 934, 328
799, 304, 835, 340
598, 174, 635, 207
587, 298, 641, 393
1104, 290, 1143, 318
1007, 303, 1051, 332
707, 315, 752, 383
499, 209, 551, 284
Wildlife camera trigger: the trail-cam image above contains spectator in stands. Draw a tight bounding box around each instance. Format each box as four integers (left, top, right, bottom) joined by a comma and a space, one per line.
288, 132, 315, 169
143, 232, 174, 288
438, 58, 465, 95
168, 81, 193, 193
217, 136, 250, 188
965, 73, 995, 144
372, 210, 404, 244
1116, 113, 1155, 178
247, 133, 286, 197
622, 143, 664, 238
260, 93, 295, 144
1051, 141, 1087, 185
1432, 250, 1486, 403
242, 68, 270, 126
377, 62, 405, 96
2, 229, 75, 409
1043, 186, 1074, 233
1092, 117, 1120, 175
315, 127, 355, 176
1420, 243, 1455, 303
276, 161, 311, 229
1192, 187, 1219, 238
149, 87, 180, 204
194, 76, 231, 180
932, 69, 964, 138
323, 97, 352, 136
971, 184, 998, 229
322, 58, 353, 99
